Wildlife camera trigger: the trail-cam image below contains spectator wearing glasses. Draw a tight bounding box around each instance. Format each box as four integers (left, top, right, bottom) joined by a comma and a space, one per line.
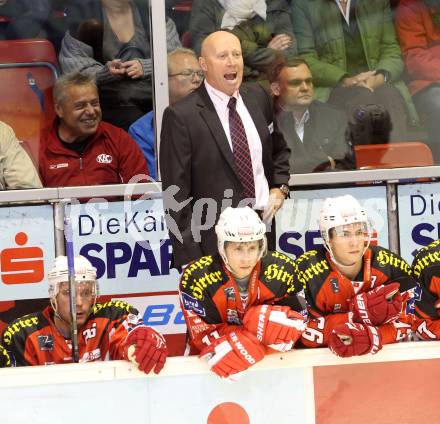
269, 57, 354, 173
128, 48, 203, 180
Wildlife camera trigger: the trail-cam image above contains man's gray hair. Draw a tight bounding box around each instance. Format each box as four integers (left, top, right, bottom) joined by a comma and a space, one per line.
53, 72, 97, 105
167, 48, 198, 73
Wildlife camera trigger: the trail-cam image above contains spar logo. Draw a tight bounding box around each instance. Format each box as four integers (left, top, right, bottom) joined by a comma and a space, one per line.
1, 232, 44, 285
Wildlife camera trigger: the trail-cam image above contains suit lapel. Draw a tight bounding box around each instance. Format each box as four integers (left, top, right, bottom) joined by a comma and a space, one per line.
197, 85, 237, 175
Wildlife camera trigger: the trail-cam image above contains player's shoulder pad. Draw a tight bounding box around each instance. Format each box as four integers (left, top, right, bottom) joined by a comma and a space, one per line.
2, 311, 46, 347
372, 245, 412, 277
412, 240, 440, 279
179, 254, 228, 300
261, 251, 300, 294
292, 248, 331, 289
92, 300, 139, 320
294, 249, 324, 270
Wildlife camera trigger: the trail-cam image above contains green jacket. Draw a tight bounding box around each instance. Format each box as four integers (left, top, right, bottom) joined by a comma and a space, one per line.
292, 0, 419, 125
230, 16, 297, 81
190, 0, 296, 56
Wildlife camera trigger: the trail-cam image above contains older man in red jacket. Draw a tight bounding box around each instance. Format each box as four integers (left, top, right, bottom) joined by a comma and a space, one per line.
39, 72, 149, 187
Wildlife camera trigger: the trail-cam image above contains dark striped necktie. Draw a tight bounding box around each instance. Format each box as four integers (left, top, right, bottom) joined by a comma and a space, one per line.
228, 96, 255, 201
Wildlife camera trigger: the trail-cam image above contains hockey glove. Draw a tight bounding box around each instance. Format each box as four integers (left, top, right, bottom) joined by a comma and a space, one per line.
349, 283, 402, 326
199, 330, 265, 379
328, 322, 382, 358
243, 305, 306, 352
0, 345, 10, 368
124, 325, 168, 374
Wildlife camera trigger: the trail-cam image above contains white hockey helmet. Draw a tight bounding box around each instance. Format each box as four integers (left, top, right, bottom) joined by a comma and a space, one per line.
48, 255, 98, 300
215, 206, 267, 263
319, 194, 370, 244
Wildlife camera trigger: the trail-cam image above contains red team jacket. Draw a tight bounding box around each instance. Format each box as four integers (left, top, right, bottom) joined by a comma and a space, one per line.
412, 239, 440, 340
39, 120, 149, 187
2, 300, 140, 366
292, 246, 418, 348
179, 251, 307, 353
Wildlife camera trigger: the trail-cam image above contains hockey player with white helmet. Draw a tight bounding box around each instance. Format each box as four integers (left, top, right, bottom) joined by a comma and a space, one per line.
293, 194, 418, 357
179, 206, 307, 379
2, 255, 167, 373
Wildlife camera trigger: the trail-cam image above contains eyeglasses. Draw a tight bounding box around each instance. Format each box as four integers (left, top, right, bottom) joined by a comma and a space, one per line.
169, 69, 204, 80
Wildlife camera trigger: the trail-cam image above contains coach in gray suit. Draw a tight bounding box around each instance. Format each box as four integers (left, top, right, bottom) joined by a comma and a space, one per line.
160, 31, 290, 267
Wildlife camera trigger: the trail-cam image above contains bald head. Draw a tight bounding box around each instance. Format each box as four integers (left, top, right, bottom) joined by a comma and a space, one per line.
199, 31, 243, 96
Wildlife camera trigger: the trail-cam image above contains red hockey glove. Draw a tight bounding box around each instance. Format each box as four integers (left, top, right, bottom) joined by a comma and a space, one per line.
199, 330, 265, 379
124, 326, 168, 374
243, 305, 306, 352
349, 283, 402, 326
328, 322, 382, 358
0, 345, 10, 368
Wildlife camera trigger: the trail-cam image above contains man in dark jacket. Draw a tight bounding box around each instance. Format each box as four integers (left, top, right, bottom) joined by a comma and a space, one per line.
269, 58, 354, 173
160, 31, 291, 268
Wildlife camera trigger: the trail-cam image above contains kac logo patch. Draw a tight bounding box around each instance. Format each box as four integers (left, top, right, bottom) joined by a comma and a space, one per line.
96, 153, 113, 164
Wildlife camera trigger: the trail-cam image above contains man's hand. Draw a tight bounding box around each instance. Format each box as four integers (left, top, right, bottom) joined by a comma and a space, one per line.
267, 34, 294, 51
124, 326, 168, 374
349, 283, 402, 326
341, 71, 376, 90
199, 330, 265, 379
363, 73, 386, 91
262, 188, 286, 223
328, 322, 382, 358
243, 305, 306, 352
122, 59, 144, 79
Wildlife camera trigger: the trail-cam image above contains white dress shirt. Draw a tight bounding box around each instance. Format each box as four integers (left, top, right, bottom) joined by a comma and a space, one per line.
336, 0, 351, 25
293, 109, 310, 142
204, 80, 269, 210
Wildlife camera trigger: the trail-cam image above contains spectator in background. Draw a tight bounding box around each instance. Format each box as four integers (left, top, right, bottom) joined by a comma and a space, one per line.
0, 0, 51, 40
0, 122, 42, 190
269, 57, 354, 173
160, 31, 290, 268
189, 0, 296, 82
129, 48, 203, 181
396, 0, 440, 162
59, 0, 181, 131
292, 0, 419, 141
39, 72, 148, 187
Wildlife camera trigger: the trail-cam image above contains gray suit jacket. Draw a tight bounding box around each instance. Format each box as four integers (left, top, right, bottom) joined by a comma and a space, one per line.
276, 101, 354, 173
160, 83, 290, 267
